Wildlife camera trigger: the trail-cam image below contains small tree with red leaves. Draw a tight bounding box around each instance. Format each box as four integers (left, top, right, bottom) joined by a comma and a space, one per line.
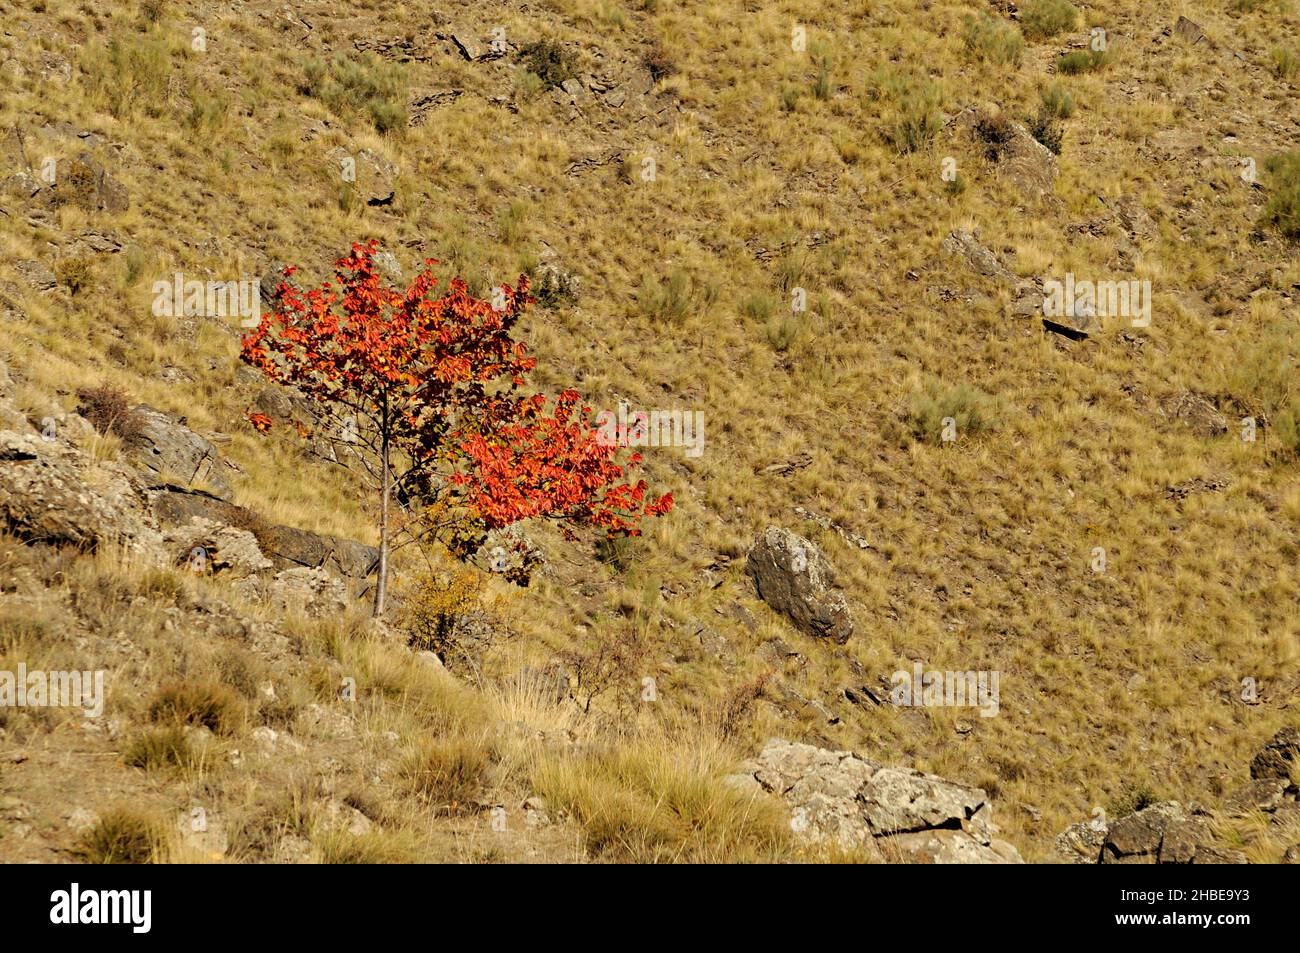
241, 240, 672, 615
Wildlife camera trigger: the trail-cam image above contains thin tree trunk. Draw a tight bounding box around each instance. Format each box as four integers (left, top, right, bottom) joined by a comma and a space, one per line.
375, 419, 391, 617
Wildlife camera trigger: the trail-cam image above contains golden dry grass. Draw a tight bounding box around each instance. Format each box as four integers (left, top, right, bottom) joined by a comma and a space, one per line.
0, 0, 1297, 862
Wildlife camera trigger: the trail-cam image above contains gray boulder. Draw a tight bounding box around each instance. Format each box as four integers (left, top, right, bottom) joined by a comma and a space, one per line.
264, 567, 350, 618
942, 229, 1017, 285
0, 429, 161, 556
1079, 801, 1248, 864
151, 489, 378, 582
161, 518, 272, 578
126, 405, 235, 500
746, 527, 854, 643
738, 739, 1022, 863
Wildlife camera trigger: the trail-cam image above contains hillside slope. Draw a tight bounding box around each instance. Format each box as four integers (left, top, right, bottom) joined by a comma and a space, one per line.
1, 0, 1298, 862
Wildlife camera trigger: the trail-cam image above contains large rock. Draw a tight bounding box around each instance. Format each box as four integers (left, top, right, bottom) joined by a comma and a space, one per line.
737, 739, 1022, 863
1250, 727, 1300, 783
264, 567, 350, 618
152, 489, 378, 581
326, 146, 398, 207
746, 527, 853, 643
161, 518, 272, 578
1063, 801, 1250, 864
1054, 819, 1109, 864
0, 429, 161, 556
0, 126, 42, 199
942, 229, 1017, 285
1173, 16, 1206, 45
126, 405, 235, 500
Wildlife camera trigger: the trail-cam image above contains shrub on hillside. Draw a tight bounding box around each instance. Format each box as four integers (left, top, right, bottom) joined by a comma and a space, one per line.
638, 269, 693, 324
1040, 81, 1075, 119
906, 379, 1002, 444
398, 566, 484, 656
1226, 321, 1300, 456
1269, 46, 1298, 80
974, 113, 1017, 162
76, 384, 146, 442
963, 13, 1025, 65
1020, 0, 1079, 40
519, 39, 577, 89
886, 79, 943, 154
55, 258, 94, 296
1029, 108, 1065, 154
140, 0, 166, 25
75, 807, 167, 863
146, 681, 243, 735
300, 54, 407, 135
401, 735, 490, 807
643, 39, 676, 82
79, 34, 171, 119
1057, 48, 1110, 74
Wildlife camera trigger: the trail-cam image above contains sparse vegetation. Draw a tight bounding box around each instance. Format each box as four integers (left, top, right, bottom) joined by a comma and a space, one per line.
963, 13, 1025, 65
1269, 46, 1298, 80
1057, 49, 1111, 75
300, 53, 407, 135
76, 384, 146, 442
518, 39, 577, 90
1020, 0, 1079, 40
1, 0, 1298, 873
1262, 151, 1300, 240
75, 807, 167, 863
906, 380, 1002, 443
401, 735, 491, 807
146, 681, 243, 735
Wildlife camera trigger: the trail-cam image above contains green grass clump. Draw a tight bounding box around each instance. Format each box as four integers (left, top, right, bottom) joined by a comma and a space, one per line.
1020, 0, 1079, 40
300, 54, 407, 134
906, 380, 1002, 443
964, 13, 1025, 65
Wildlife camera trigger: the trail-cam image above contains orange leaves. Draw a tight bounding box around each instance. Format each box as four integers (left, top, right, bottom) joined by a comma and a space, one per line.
238, 239, 672, 557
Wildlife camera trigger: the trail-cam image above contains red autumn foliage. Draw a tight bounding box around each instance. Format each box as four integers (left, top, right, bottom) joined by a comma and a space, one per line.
240, 239, 672, 613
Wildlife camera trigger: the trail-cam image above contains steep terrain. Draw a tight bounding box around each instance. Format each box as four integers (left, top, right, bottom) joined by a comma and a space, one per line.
1, 0, 1299, 862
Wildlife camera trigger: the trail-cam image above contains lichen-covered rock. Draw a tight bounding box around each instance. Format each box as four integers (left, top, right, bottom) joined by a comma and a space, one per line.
161, 517, 272, 577
737, 739, 1021, 862
942, 229, 1017, 285
746, 527, 854, 643
126, 405, 234, 500
0, 429, 161, 556
1096, 801, 1247, 864
1054, 819, 1108, 863
265, 567, 350, 618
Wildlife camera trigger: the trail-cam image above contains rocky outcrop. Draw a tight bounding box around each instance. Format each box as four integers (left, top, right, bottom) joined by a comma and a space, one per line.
1250, 727, 1300, 784
746, 527, 854, 643
152, 489, 378, 582
1056, 801, 1247, 864
942, 229, 1017, 284
50, 153, 129, 214
126, 405, 235, 500
261, 567, 351, 618
161, 518, 272, 578
0, 366, 373, 613
0, 429, 161, 555
1226, 727, 1300, 822
729, 739, 1022, 863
